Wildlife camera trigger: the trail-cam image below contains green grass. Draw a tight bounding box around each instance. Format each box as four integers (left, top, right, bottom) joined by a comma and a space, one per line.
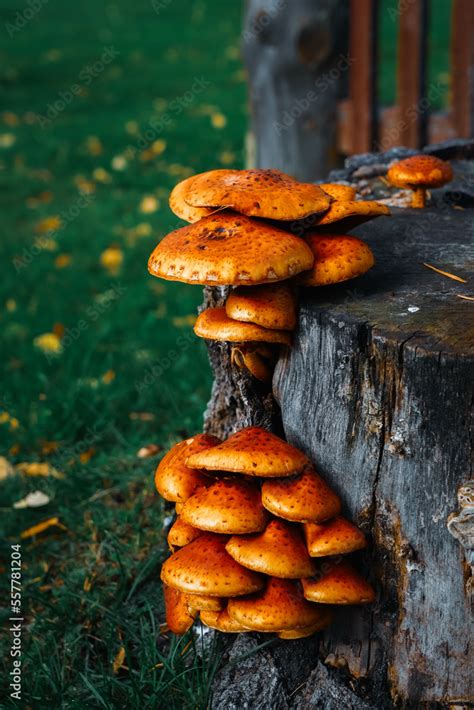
0, 0, 245, 706
0, 2, 451, 707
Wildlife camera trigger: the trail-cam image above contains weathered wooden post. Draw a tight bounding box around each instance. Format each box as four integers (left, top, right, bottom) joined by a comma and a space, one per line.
243, 0, 348, 181
205, 143, 474, 708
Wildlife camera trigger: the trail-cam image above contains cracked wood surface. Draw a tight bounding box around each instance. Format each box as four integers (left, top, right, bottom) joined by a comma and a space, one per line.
273, 207, 473, 706
206, 147, 474, 708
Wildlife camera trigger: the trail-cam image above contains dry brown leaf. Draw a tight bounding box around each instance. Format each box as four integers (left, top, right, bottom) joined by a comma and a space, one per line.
113, 646, 126, 673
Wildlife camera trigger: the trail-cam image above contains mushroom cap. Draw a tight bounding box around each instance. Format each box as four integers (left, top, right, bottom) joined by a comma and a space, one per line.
163, 584, 197, 634
181, 478, 268, 534
298, 234, 375, 287
261, 467, 341, 523
185, 593, 225, 612
312, 200, 389, 227
304, 516, 367, 557
277, 608, 334, 638
226, 519, 316, 578
194, 307, 292, 345
387, 154, 453, 189
161, 533, 264, 596
148, 213, 314, 286
187, 426, 310, 477
302, 561, 376, 604
154, 434, 220, 503
168, 517, 203, 549
169, 175, 214, 223
200, 608, 251, 633
225, 284, 297, 331
319, 183, 356, 201
227, 577, 330, 631
182, 168, 331, 220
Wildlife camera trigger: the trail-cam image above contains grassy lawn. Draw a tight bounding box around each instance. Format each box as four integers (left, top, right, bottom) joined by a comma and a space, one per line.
0, 2, 451, 707
0, 1, 245, 706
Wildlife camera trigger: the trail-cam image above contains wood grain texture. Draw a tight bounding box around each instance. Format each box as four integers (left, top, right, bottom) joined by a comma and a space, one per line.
242, 0, 348, 181
207, 144, 474, 708
273, 208, 473, 705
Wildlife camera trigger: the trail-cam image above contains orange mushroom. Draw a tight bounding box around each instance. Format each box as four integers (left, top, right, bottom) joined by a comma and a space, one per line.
261, 467, 341, 523
181, 478, 268, 534
161, 533, 264, 597
187, 426, 310, 478
304, 516, 367, 557
194, 307, 292, 346
226, 519, 316, 578
387, 154, 453, 208
154, 433, 220, 503
298, 234, 375, 287
302, 561, 375, 604
226, 283, 297, 331
148, 212, 314, 286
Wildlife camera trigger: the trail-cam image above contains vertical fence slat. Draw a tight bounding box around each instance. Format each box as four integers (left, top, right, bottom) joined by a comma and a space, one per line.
451, 0, 474, 138
348, 0, 378, 153
396, 0, 429, 148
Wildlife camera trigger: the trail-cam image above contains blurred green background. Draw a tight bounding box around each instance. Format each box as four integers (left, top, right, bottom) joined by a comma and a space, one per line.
0, 0, 451, 707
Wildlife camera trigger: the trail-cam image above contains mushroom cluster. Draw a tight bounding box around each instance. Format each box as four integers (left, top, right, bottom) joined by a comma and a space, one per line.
156, 426, 375, 637
148, 168, 389, 381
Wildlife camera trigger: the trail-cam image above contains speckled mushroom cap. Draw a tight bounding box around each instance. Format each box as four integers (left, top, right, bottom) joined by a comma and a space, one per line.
148, 213, 314, 286
304, 516, 367, 557
227, 577, 330, 631
277, 608, 333, 639
167, 517, 203, 550
226, 519, 316, 578
169, 175, 214, 223
200, 608, 251, 633
181, 478, 268, 534
161, 533, 264, 597
312, 199, 389, 227
154, 434, 220, 503
185, 594, 225, 613
182, 168, 331, 220
163, 584, 197, 635
194, 307, 292, 345
319, 183, 356, 201
225, 284, 297, 331
298, 234, 375, 287
302, 561, 375, 604
386, 154, 453, 189
261, 467, 341, 522
187, 426, 309, 478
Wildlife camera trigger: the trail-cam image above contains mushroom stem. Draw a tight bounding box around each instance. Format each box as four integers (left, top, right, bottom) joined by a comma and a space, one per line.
411, 187, 427, 208
231, 346, 273, 383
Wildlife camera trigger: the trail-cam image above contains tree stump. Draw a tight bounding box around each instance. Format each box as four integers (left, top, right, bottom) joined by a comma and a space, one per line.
205, 144, 474, 708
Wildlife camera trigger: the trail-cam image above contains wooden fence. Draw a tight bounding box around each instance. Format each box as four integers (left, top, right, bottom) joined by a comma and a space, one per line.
338, 0, 473, 154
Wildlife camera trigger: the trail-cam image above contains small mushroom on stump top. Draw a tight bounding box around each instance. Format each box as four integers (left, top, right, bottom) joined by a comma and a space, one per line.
386, 154, 453, 208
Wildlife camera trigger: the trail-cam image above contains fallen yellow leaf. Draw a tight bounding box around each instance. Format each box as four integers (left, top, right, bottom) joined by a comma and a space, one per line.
100, 246, 123, 274
172, 314, 196, 327
211, 112, 227, 129
139, 195, 159, 214
55, 254, 72, 269
102, 369, 116, 384
20, 517, 66, 539
34, 332, 62, 354
113, 646, 126, 673
17, 462, 64, 479
35, 215, 62, 234
79, 448, 96, 464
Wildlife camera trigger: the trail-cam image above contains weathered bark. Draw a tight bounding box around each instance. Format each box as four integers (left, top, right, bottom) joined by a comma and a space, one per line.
204, 144, 474, 708
243, 0, 348, 181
